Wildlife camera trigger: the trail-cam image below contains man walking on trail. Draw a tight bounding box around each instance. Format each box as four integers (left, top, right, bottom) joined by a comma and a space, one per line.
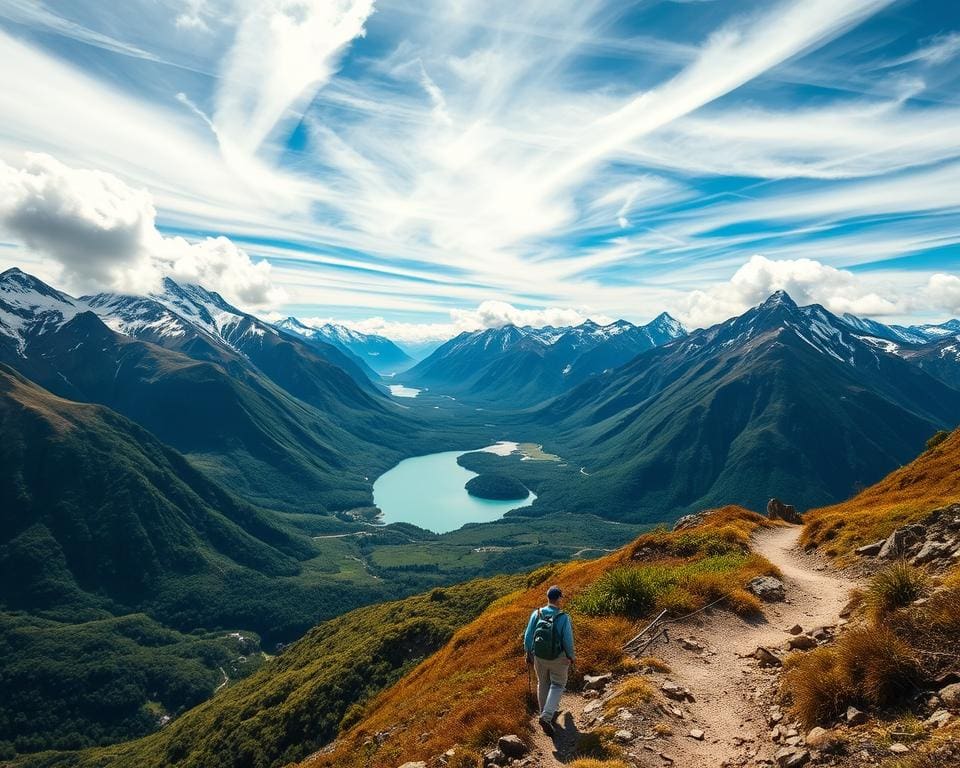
524, 584, 575, 736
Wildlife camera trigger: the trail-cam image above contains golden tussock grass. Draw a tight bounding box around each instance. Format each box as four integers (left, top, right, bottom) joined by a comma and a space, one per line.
801, 428, 960, 559
603, 677, 653, 714
307, 506, 776, 767
568, 760, 632, 768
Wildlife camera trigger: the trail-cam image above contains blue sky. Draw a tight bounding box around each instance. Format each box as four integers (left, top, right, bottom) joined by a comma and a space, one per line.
0, 0, 959, 340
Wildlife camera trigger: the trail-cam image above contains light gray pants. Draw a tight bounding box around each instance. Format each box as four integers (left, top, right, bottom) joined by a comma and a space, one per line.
534, 655, 570, 718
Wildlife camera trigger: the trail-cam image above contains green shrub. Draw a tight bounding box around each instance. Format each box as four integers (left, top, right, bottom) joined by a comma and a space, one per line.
573, 566, 674, 618
926, 430, 949, 451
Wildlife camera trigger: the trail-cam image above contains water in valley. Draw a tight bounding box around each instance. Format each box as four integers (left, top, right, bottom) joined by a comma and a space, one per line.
372, 441, 535, 533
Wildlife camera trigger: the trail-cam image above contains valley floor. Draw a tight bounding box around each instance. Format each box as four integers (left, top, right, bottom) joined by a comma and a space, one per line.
530, 526, 858, 767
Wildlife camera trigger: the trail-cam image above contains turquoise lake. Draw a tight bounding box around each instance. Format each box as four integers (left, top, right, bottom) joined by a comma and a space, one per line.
372, 442, 535, 533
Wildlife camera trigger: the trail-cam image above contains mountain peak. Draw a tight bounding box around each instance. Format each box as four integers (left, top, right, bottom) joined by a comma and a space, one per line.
758, 290, 798, 311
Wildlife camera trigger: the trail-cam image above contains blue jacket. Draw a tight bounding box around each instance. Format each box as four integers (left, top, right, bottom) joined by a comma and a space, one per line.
524, 604, 575, 660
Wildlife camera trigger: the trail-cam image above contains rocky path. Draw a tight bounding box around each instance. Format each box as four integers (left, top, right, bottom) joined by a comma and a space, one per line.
527, 525, 859, 767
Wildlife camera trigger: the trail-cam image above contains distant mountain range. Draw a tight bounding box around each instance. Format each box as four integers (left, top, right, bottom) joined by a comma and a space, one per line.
401, 313, 687, 404
274, 316, 415, 375
0, 268, 414, 513
533, 291, 960, 521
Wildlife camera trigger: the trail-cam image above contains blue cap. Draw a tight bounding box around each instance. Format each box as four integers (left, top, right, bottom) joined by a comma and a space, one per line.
547, 585, 563, 601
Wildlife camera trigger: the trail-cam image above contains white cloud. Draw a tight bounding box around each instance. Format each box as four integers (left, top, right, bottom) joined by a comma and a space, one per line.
677, 254, 911, 328
926, 273, 960, 316
0, 153, 282, 306
290, 300, 613, 342
214, 0, 375, 158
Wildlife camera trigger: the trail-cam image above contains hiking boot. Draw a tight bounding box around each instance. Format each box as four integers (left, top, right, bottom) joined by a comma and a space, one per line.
538, 716, 554, 736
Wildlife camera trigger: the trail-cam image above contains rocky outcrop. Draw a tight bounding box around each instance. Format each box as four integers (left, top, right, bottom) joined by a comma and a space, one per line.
673, 511, 710, 531
856, 505, 960, 569
767, 498, 802, 524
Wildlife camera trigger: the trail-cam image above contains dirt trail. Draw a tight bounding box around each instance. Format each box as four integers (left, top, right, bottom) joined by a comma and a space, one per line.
528, 525, 859, 767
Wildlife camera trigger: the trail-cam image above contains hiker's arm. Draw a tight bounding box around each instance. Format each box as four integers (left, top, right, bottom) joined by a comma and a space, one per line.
563, 614, 575, 661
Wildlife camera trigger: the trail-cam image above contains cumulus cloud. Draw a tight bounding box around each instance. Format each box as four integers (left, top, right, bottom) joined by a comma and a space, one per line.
0, 153, 282, 306
677, 254, 909, 328
926, 273, 960, 316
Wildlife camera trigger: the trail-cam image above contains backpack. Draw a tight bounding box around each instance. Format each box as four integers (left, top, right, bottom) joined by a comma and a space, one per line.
532, 608, 566, 660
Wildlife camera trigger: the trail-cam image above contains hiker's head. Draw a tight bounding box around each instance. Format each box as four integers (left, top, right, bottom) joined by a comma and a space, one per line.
546, 585, 563, 605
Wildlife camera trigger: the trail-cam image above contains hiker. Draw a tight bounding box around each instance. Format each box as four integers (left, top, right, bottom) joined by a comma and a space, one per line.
524, 584, 575, 735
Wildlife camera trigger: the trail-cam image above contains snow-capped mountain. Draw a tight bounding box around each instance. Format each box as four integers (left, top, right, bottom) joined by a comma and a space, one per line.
538, 290, 960, 522
840, 313, 930, 345
0, 268, 84, 354
402, 313, 687, 404
275, 316, 414, 375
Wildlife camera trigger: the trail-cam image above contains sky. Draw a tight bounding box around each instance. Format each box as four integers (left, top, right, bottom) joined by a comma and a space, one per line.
0, 0, 959, 342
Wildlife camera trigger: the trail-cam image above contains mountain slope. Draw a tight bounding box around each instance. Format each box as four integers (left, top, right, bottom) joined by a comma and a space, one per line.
535, 292, 960, 522
0, 269, 414, 512
403, 314, 686, 404
22, 575, 523, 768
276, 316, 414, 375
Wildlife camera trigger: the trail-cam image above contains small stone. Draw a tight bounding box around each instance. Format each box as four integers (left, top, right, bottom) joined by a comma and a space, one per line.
689, 729, 705, 740
788, 625, 803, 635
787, 635, 818, 651
680, 637, 705, 652
399, 763, 428, 768
926, 709, 952, 729
939, 682, 960, 708
661, 681, 687, 701
615, 729, 634, 743
583, 673, 614, 691
769, 707, 784, 726
774, 747, 810, 768
497, 735, 528, 759
584, 701, 602, 714
785, 736, 802, 747
845, 706, 868, 726
889, 743, 910, 754
754, 647, 783, 667
855, 540, 885, 557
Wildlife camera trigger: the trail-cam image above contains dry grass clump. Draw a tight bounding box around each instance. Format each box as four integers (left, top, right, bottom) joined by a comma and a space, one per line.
782, 626, 920, 727
574, 727, 619, 760
636, 656, 671, 673
865, 562, 929, 620
603, 678, 653, 713
801, 429, 960, 559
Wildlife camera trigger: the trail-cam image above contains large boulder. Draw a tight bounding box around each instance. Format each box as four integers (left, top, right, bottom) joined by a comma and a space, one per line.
767, 498, 802, 524
939, 682, 960, 708
878, 527, 922, 559
747, 575, 786, 602
497, 735, 529, 759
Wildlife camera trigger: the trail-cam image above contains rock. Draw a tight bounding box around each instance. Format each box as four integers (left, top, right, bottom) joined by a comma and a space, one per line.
769, 707, 784, 726
615, 729, 634, 743
774, 747, 810, 767
889, 743, 910, 754
767, 498, 803, 524
787, 635, 818, 651
808, 626, 832, 641
926, 709, 952, 729
399, 763, 428, 768
661, 681, 687, 700
785, 736, 803, 747
805, 727, 840, 751
788, 624, 803, 635
584, 700, 602, 714
680, 637, 705, 652
845, 706, 868, 726
754, 647, 784, 667
939, 682, 960, 708
879, 528, 921, 559
482, 749, 506, 767
689, 729, 705, 740
747, 576, 787, 602
855, 540, 885, 557
673, 512, 709, 531
583, 673, 614, 691
913, 540, 953, 565
497, 735, 528, 758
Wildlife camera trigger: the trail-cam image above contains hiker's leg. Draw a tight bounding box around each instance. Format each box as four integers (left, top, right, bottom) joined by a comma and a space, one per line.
542, 658, 569, 718
534, 657, 550, 714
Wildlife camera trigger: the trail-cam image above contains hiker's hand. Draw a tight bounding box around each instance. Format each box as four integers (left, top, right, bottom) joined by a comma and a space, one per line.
567, 657, 575, 671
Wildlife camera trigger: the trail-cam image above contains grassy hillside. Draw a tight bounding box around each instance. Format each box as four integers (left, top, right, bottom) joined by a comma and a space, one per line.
307, 506, 781, 768
801, 427, 960, 557
12, 576, 523, 768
